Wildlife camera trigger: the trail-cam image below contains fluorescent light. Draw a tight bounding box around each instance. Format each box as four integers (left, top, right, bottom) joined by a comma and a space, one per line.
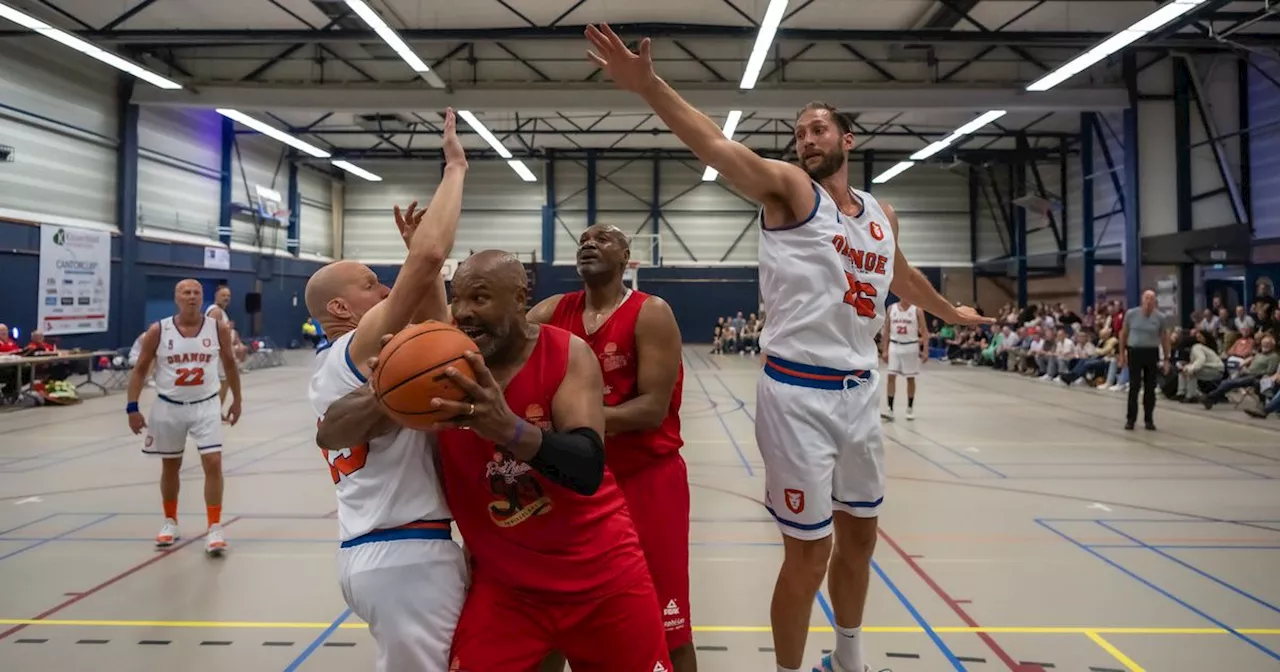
702, 110, 744, 182
507, 160, 538, 182
910, 141, 953, 161
953, 110, 1007, 136
216, 109, 331, 158
0, 2, 182, 90
872, 161, 915, 184
331, 160, 382, 182
457, 110, 513, 159
739, 0, 789, 89
1026, 0, 1208, 92
342, 0, 443, 87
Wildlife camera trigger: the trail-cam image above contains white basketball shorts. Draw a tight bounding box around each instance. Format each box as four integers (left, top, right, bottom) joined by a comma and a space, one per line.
888, 342, 922, 377
142, 395, 223, 458
337, 535, 467, 672
756, 357, 885, 540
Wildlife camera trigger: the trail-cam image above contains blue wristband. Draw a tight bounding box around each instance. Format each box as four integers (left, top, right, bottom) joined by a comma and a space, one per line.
126, 401, 139, 414
505, 419, 526, 448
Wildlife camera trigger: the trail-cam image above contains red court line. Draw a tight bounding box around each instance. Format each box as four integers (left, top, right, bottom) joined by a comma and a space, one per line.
877, 528, 1042, 672
0, 516, 241, 642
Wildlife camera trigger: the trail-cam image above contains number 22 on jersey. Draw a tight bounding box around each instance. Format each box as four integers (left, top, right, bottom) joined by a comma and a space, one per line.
842, 272, 878, 318
174, 367, 205, 386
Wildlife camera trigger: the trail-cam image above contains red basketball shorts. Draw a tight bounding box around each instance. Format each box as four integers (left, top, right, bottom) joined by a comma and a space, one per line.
449, 575, 671, 672
616, 453, 693, 650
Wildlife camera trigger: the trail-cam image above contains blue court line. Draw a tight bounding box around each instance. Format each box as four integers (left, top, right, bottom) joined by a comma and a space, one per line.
974, 461, 1272, 467
1040, 518, 1280, 524
881, 434, 964, 478
0, 513, 63, 536
1085, 544, 1280, 550
688, 371, 754, 476
0, 437, 141, 473
1095, 520, 1280, 615
1036, 519, 1279, 661
870, 559, 966, 670
816, 590, 837, 626
181, 425, 305, 474
691, 348, 722, 371
892, 425, 1005, 478
0, 514, 116, 561
283, 608, 351, 672
712, 373, 755, 423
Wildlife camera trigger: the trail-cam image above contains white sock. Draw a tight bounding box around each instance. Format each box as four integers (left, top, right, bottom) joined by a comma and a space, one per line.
835, 625, 864, 672
777, 666, 801, 672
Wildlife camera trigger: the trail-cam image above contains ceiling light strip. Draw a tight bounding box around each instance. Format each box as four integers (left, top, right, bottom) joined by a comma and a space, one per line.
1026, 0, 1208, 92
331, 160, 382, 182
456, 110, 534, 181
216, 109, 331, 158
341, 0, 443, 86
0, 2, 181, 90
878, 110, 1007, 183
740, 0, 790, 90
702, 110, 744, 182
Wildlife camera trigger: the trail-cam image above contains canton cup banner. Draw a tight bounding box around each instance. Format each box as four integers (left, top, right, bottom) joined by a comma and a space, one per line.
38, 224, 111, 335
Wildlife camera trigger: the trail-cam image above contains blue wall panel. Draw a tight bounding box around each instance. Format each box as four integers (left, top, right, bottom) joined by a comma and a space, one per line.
0, 220, 322, 350
1249, 57, 1280, 240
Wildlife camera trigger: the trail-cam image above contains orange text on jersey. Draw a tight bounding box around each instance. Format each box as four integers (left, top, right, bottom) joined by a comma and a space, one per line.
166, 352, 214, 365
831, 235, 888, 275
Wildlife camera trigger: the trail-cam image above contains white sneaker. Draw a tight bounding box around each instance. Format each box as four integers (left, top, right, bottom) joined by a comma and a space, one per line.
905, 407, 915, 420
155, 518, 179, 547
205, 524, 227, 556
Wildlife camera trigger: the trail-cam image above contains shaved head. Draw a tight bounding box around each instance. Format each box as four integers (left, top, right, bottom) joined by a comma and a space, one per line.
454, 250, 528, 292
173, 278, 203, 319
451, 250, 531, 360
305, 260, 389, 338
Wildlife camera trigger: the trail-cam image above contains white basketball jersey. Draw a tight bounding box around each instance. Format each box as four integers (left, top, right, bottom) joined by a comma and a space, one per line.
889, 304, 920, 343
309, 330, 451, 542
204, 304, 226, 322
153, 316, 222, 401
759, 183, 897, 370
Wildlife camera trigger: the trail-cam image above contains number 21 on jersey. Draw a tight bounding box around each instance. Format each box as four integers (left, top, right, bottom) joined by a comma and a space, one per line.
842, 272, 878, 318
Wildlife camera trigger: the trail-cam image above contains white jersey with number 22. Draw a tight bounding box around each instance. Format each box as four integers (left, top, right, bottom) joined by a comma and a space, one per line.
759, 182, 897, 371
153, 316, 221, 402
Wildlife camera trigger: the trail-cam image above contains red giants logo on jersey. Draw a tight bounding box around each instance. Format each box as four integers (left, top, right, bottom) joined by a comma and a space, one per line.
165, 352, 213, 365
484, 449, 553, 528
831, 235, 888, 275
600, 341, 629, 373
523, 404, 553, 431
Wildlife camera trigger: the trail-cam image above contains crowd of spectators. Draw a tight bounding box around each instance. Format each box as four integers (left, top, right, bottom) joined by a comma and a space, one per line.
711, 311, 764, 355
931, 288, 1280, 421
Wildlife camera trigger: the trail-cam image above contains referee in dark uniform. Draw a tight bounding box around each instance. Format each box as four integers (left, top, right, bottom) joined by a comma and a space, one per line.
1118, 289, 1171, 430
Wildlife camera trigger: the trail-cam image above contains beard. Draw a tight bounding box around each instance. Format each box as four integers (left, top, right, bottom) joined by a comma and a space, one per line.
801, 147, 846, 181
459, 320, 510, 359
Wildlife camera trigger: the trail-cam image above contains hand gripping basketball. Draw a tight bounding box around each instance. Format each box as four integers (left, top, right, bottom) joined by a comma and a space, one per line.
429, 352, 524, 444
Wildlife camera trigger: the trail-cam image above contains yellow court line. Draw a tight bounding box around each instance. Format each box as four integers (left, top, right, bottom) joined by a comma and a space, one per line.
1, 619, 1278, 635
1086, 631, 1146, 672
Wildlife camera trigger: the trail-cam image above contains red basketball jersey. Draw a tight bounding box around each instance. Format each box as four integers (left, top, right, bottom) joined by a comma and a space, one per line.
437, 325, 648, 598
549, 290, 684, 478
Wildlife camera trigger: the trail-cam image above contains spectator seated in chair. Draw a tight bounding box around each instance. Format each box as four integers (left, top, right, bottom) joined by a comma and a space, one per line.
1175, 329, 1225, 403
1244, 371, 1280, 419
0, 324, 18, 355
1223, 326, 1255, 373
1202, 334, 1279, 409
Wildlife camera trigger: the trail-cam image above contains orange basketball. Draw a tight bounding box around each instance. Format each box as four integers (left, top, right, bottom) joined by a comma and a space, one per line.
371, 320, 478, 430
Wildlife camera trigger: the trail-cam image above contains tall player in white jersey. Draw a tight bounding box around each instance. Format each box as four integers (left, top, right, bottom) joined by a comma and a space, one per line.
881, 301, 928, 420
204, 285, 234, 420
586, 25, 992, 672
305, 108, 468, 672
127, 279, 243, 555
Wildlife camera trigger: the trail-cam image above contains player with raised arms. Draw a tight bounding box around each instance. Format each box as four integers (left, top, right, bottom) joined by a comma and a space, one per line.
584, 23, 991, 672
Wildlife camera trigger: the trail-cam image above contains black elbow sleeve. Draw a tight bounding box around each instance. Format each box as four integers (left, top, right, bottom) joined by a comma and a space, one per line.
530, 427, 605, 496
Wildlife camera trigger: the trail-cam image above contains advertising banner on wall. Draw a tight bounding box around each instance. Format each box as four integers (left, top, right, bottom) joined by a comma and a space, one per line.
37, 223, 111, 335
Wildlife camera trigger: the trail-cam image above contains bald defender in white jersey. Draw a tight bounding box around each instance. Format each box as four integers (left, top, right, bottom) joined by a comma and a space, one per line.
128, 279, 243, 555
586, 25, 991, 672
306, 108, 467, 672
881, 300, 929, 420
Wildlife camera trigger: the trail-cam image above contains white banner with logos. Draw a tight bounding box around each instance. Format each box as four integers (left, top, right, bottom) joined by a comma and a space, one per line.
38, 223, 111, 335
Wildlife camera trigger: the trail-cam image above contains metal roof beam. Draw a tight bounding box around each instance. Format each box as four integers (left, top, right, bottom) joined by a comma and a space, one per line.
132, 84, 1130, 113
308, 147, 1064, 162
281, 127, 1074, 139
30, 25, 1272, 48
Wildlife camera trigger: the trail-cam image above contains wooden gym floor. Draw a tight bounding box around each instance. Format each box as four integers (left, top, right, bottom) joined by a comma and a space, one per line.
0, 348, 1278, 671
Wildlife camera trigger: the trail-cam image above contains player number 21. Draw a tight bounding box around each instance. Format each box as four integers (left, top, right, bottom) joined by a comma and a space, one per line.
842, 272, 878, 318
174, 367, 205, 386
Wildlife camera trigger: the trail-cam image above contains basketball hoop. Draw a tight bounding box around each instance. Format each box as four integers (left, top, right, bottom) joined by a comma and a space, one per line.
623, 260, 641, 290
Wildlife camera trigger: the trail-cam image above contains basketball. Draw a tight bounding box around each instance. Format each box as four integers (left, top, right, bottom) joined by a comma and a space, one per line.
371, 321, 478, 429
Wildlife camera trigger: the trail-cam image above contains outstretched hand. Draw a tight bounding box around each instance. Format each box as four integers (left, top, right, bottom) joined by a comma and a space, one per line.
393, 201, 426, 249
952, 305, 995, 326
585, 23, 658, 93
441, 107, 466, 167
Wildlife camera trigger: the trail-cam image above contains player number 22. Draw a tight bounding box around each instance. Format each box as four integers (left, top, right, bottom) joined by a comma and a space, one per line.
174, 367, 205, 386
323, 444, 370, 484
842, 272, 878, 318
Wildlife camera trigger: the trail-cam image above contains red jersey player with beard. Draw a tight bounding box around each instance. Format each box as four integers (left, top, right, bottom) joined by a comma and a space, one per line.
528, 224, 692, 671
318, 250, 672, 672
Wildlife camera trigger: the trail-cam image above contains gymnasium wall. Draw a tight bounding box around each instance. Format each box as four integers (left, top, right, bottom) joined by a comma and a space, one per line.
136, 106, 222, 240
1250, 56, 1280, 241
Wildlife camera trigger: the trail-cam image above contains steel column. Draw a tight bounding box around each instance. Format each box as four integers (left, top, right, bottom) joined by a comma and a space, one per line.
968, 165, 980, 303
863, 151, 873, 192
116, 76, 141, 345
585, 150, 597, 226
1013, 139, 1028, 307
286, 154, 300, 256
542, 149, 556, 263
1081, 112, 1096, 311
1122, 52, 1142, 309
218, 117, 233, 245
1175, 58, 1195, 322
651, 157, 662, 266
1238, 56, 1253, 230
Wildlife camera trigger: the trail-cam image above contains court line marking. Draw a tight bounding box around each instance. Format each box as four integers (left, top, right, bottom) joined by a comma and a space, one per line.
0, 619, 1277, 634
283, 608, 350, 672
1085, 630, 1146, 672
